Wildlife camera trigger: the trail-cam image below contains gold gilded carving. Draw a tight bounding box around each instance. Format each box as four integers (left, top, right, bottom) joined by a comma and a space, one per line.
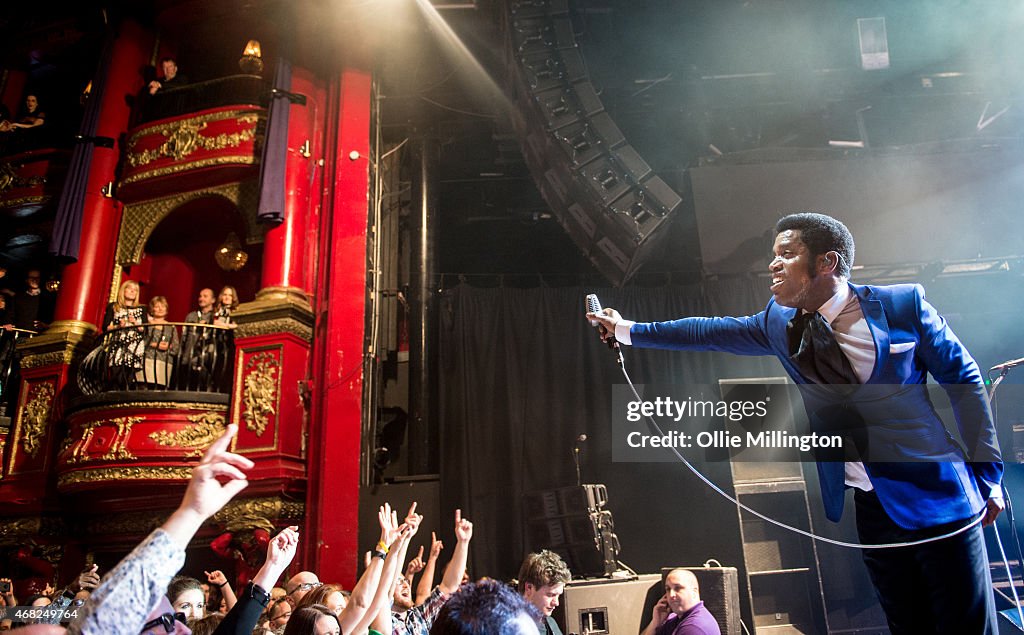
65, 421, 101, 464
0, 195, 50, 209
58, 465, 192, 488
212, 497, 305, 528
125, 122, 258, 169
148, 412, 226, 457
0, 517, 41, 542
241, 352, 279, 437
0, 517, 65, 545
86, 510, 166, 536
117, 180, 262, 267
18, 349, 75, 370
20, 383, 55, 459
234, 317, 313, 342
119, 155, 258, 187
100, 416, 140, 461
73, 401, 227, 415
130, 110, 260, 139
0, 162, 45, 194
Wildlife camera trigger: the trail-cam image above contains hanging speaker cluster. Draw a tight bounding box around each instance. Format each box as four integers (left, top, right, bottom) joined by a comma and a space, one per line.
506, 0, 682, 285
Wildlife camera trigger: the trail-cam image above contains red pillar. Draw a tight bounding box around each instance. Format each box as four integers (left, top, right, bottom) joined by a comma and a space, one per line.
51, 20, 152, 333
305, 66, 372, 587
258, 67, 320, 297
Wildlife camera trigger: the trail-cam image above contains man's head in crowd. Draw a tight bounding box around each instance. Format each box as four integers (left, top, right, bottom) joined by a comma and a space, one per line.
161, 58, 179, 81
285, 571, 321, 606
663, 569, 701, 617
25, 269, 41, 291
430, 580, 541, 635
393, 574, 415, 611
516, 550, 571, 618
197, 288, 215, 312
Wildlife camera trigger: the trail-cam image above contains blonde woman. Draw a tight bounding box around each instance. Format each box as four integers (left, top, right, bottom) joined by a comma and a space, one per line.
103, 280, 146, 382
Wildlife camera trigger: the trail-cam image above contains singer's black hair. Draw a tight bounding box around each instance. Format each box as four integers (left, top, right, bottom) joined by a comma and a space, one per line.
775, 213, 855, 278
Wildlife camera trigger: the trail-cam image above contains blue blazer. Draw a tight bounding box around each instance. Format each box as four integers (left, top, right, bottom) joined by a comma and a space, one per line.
630, 282, 1002, 529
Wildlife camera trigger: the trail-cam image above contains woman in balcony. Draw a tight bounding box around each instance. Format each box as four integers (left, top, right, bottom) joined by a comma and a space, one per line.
214, 286, 239, 327
138, 295, 179, 387
3, 94, 47, 152
103, 279, 146, 387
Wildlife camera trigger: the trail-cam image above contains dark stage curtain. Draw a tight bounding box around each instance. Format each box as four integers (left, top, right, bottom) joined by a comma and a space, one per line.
50, 31, 115, 260
257, 55, 292, 224
438, 279, 784, 581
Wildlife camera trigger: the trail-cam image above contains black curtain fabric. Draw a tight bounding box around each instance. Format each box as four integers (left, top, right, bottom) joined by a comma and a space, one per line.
437, 279, 784, 581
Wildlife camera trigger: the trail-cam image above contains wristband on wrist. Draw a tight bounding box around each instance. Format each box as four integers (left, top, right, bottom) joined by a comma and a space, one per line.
216, 581, 228, 588
371, 549, 387, 560
376, 540, 389, 554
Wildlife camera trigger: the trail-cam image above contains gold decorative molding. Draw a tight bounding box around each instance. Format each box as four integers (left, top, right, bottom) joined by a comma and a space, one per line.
129, 109, 260, 139
0, 517, 41, 541
16, 320, 96, 368
99, 416, 140, 461
65, 421, 100, 464
234, 317, 313, 341
58, 465, 193, 488
212, 496, 306, 528
120, 154, 258, 187
85, 510, 167, 536
125, 118, 258, 169
20, 383, 55, 459
148, 411, 226, 457
241, 353, 279, 437
117, 179, 262, 267
0, 517, 65, 545
18, 349, 75, 369
71, 401, 228, 416
0, 195, 50, 209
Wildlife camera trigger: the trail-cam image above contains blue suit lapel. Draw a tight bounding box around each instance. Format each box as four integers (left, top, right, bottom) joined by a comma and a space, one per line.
852, 283, 888, 383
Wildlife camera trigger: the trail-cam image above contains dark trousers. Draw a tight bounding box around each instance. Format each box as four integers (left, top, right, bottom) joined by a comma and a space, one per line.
855, 489, 996, 635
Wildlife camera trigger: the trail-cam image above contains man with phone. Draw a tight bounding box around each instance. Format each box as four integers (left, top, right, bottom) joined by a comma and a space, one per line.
641, 569, 720, 635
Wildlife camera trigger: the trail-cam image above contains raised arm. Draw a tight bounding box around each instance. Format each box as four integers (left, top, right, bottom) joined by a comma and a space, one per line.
439, 509, 472, 594
214, 526, 299, 635
415, 532, 443, 605
67, 425, 252, 635
337, 503, 402, 631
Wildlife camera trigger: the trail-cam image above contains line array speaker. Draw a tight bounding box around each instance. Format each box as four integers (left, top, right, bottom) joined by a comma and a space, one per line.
506, 0, 683, 285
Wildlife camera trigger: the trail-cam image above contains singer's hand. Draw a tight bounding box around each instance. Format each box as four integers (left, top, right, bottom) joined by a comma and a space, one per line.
586, 308, 622, 344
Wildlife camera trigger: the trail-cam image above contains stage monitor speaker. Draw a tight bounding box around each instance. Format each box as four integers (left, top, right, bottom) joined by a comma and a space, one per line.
556, 574, 661, 635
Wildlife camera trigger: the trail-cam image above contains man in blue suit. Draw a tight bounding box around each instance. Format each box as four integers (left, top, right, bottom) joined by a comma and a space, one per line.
587, 213, 1003, 634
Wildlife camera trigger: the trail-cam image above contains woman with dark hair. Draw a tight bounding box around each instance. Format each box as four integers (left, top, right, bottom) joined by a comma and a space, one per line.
167, 575, 206, 621
213, 286, 239, 326
282, 604, 340, 635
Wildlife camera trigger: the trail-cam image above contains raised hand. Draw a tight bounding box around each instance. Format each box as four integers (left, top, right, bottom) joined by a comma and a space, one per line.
178, 424, 254, 521
404, 502, 423, 538
205, 570, 229, 587
378, 503, 400, 547
266, 526, 300, 570
429, 531, 443, 559
454, 509, 473, 543
77, 564, 101, 592
405, 546, 425, 578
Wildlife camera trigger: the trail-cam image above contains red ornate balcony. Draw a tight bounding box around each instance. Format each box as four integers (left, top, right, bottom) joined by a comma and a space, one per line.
0, 148, 70, 212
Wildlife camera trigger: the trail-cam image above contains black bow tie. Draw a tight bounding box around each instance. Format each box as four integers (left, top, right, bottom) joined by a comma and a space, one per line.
787, 311, 859, 385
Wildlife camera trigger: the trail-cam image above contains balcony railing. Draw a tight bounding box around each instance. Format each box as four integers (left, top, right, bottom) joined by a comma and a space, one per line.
138, 74, 269, 124
77, 322, 234, 395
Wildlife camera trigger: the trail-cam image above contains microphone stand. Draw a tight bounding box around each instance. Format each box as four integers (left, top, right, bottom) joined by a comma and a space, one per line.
573, 443, 582, 487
